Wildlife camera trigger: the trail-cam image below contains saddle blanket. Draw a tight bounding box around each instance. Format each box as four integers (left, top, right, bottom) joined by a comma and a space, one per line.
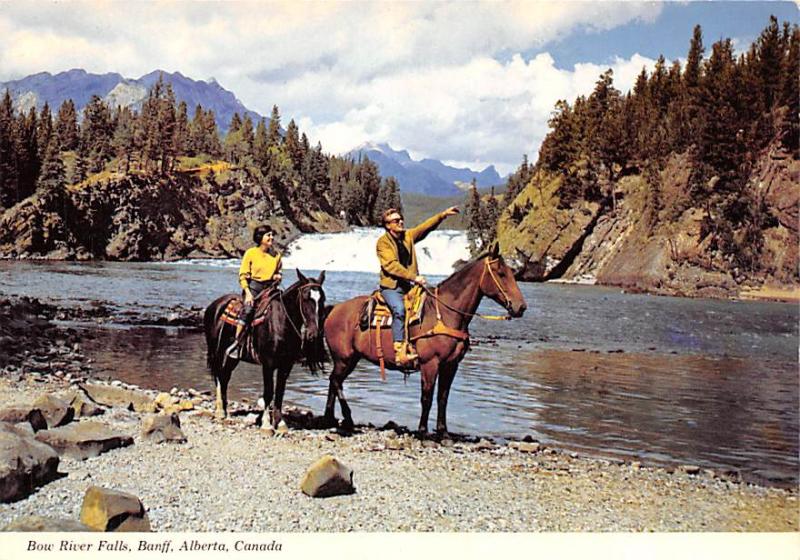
220, 297, 270, 328
359, 286, 426, 330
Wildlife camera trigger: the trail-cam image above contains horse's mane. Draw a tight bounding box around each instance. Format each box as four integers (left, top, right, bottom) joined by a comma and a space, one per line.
437, 250, 494, 290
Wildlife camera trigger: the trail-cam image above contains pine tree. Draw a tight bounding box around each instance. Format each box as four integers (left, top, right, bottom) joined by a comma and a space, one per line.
174, 101, 189, 157
37, 135, 65, 194
16, 107, 41, 201
112, 106, 137, 173
0, 90, 16, 208
80, 95, 114, 173
465, 179, 483, 255
267, 105, 282, 147
284, 119, 303, 172
55, 99, 79, 151
36, 102, 53, 159
252, 118, 269, 168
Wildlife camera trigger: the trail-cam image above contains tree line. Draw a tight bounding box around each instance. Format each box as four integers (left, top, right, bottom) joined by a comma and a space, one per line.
0, 76, 401, 226
485, 16, 798, 269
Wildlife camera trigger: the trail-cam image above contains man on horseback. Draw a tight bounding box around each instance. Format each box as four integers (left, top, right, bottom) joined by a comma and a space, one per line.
377, 206, 459, 367
226, 225, 283, 358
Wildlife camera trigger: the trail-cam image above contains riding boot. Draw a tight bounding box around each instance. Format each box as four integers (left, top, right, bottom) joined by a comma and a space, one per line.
393, 341, 417, 368
226, 326, 245, 359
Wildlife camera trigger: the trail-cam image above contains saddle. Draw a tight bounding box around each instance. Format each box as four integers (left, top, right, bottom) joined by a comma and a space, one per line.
359, 285, 426, 330
359, 286, 426, 380
219, 289, 280, 365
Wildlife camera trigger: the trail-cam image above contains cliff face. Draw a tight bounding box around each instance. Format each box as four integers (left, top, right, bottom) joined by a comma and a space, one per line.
497, 141, 799, 298
0, 165, 345, 261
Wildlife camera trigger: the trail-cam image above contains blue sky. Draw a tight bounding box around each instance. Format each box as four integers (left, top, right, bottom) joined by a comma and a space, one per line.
542, 2, 799, 69
0, 1, 797, 174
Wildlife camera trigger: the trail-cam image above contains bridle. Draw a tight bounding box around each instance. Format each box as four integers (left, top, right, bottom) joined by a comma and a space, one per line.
421, 257, 513, 321
280, 282, 324, 339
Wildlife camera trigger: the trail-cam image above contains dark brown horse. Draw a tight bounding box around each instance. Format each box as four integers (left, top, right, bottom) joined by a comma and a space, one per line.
204, 270, 327, 428
323, 243, 526, 437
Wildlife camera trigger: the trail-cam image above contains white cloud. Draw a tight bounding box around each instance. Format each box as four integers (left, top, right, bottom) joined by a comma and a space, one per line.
0, 0, 663, 174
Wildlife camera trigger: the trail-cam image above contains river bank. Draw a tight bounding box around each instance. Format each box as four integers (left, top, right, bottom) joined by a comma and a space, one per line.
0, 298, 797, 532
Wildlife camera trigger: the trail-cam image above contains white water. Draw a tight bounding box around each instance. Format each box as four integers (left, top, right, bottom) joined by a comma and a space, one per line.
282, 227, 469, 275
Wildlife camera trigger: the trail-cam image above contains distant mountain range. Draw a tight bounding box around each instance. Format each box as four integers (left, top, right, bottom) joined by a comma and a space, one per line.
0, 69, 263, 132
346, 142, 503, 197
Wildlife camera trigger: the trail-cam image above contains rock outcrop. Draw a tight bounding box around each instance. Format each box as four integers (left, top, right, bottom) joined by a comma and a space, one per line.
499, 143, 799, 298
79, 383, 156, 413
2, 515, 94, 532
0, 165, 345, 261
141, 413, 186, 444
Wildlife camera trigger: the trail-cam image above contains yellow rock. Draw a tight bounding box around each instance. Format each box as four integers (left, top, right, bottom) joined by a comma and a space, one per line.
300, 455, 355, 498
79, 486, 151, 532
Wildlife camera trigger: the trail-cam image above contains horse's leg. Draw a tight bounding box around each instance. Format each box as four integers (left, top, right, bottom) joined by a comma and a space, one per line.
324, 356, 357, 431
261, 362, 275, 427
417, 358, 440, 437
271, 361, 292, 429
215, 360, 236, 420
435, 361, 459, 439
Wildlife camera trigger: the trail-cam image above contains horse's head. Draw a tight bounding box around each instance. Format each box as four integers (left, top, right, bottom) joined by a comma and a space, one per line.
295, 269, 327, 373
479, 242, 527, 318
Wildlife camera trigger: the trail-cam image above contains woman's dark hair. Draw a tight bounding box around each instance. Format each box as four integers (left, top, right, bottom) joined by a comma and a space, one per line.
253, 225, 273, 245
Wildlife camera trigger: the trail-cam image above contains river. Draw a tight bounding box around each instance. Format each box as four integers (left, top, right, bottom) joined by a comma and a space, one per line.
0, 228, 797, 487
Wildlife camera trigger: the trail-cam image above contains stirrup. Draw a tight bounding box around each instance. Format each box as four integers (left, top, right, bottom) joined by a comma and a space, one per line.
225, 341, 241, 359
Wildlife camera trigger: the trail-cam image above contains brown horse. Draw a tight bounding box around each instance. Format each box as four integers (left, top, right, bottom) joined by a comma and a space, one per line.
323, 243, 526, 437
204, 270, 327, 428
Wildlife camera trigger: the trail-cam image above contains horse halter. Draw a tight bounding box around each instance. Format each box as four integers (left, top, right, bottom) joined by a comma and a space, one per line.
478, 257, 512, 310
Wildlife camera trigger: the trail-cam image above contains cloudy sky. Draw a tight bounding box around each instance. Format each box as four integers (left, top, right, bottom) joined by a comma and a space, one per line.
0, 1, 796, 174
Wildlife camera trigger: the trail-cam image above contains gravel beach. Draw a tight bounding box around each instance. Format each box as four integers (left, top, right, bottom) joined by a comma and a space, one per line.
0, 297, 796, 533
0, 373, 796, 533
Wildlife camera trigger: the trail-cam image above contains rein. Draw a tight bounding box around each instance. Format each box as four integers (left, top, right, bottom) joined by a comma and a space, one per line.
420, 258, 512, 322
410, 258, 512, 344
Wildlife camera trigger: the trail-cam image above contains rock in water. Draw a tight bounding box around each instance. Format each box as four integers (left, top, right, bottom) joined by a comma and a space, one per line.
300, 455, 355, 498
35, 421, 133, 459
141, 413, 186, 444
0, 423, 60, 503
32, 394, 75, 428
2, 515, 94, 532
80, 486, 151, 532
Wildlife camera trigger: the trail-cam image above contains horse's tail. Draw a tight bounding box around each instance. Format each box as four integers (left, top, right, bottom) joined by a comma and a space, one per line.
204, 295, 233, 374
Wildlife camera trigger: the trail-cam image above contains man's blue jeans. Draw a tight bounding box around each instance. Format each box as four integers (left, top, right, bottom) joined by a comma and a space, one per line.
380, 287, 406, 343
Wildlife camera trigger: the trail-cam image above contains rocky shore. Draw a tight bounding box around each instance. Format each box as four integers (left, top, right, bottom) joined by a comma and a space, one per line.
0, 298, 797, 532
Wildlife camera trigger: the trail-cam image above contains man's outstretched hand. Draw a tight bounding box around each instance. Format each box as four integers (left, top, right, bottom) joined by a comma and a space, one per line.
442, 206, 460, 217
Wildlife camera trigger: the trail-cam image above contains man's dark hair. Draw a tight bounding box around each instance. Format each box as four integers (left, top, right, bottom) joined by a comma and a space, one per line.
253, 225, 273, 245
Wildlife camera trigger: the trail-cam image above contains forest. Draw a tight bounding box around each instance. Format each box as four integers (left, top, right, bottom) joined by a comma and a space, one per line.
0, 77, 401, 230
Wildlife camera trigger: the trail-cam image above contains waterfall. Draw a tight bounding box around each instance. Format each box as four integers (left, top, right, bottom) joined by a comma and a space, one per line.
282, 227, 470, 275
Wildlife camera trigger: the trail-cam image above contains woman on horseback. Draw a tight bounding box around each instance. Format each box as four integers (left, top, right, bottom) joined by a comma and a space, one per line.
226, 225, 283, 358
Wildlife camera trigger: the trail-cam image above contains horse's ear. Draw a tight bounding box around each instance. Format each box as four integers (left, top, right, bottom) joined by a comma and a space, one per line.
490, 241, 500, 257
296, 268, 308, 283
317, 270, 326, 285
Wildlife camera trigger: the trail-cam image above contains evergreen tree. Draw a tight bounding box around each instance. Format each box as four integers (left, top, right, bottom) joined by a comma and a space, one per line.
252, 118, 269, 168
174, 101, 190, 157
0, 90, 16, 208
16, 107, 41, 202
267, 105, 281, 146
112, 106, 137, 173
284, 119, 304, 172
36, 102, 53, 159
80, 95, 114, 173
37, 135, 65, 194
465, 179, 483, 255
55, 99, 79, 151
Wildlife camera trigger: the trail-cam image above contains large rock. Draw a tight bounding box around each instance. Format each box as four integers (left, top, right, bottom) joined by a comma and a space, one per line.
32, 394, 75, 428
0, 407, 48, 432
300, 455, 355, 498
67, 390, 106, 418
79, 383, 155, 413
35, 421, 133, 460
141, 413, 186, 444
0, 423, 60, 503
3, 515, 94, 532
79, 486, 151, 532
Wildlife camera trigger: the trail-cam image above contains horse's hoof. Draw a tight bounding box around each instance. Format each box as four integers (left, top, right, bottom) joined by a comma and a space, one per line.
276, 421, 289, 435
261, 425, 276, 436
